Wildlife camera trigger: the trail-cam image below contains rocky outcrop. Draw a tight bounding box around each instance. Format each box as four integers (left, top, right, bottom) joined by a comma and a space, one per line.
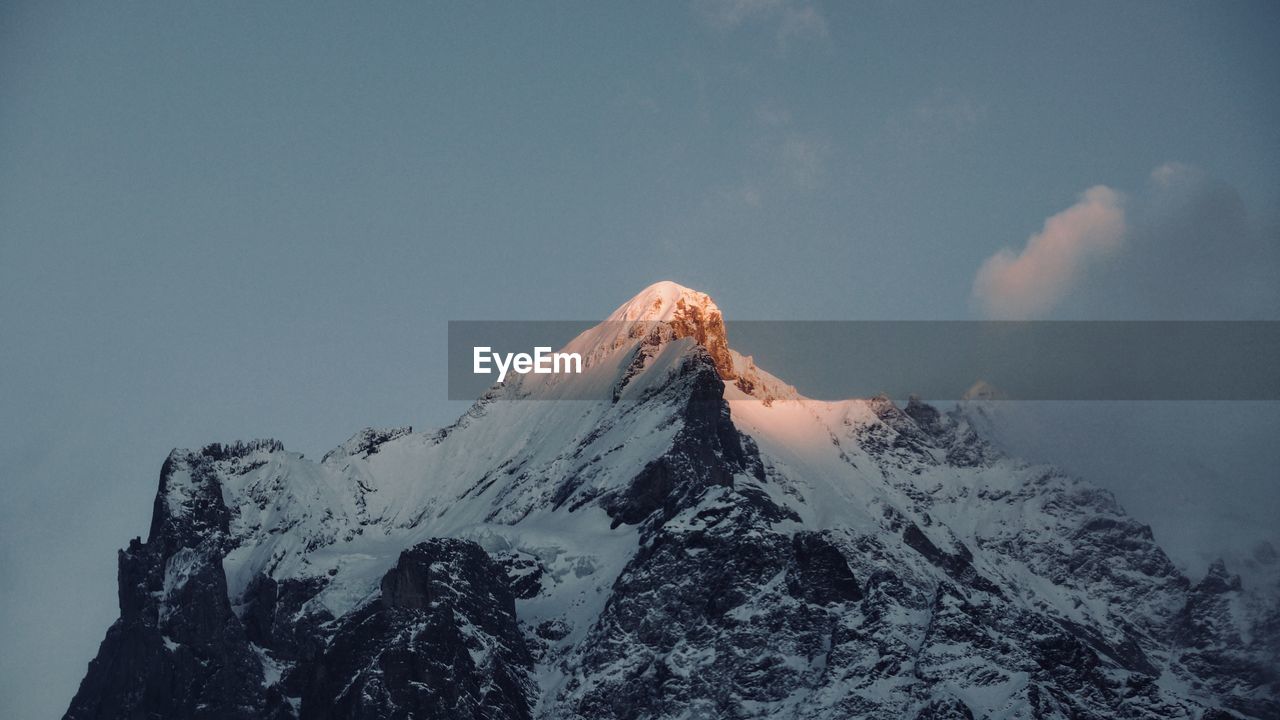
601, 346, 770, 528
1172, 560, 1280, 719
66, 446, 268, 720
301, 540, 533, 720
67, 449, 536, 720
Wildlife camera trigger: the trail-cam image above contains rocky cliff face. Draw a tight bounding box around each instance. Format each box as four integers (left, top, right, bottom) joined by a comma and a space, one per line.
301, 539, 533, 720
66, 283, 1278, 719
67, 443, 275, 720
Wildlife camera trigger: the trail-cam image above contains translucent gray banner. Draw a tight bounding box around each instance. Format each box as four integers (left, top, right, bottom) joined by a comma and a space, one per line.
448, 321, 1280, 401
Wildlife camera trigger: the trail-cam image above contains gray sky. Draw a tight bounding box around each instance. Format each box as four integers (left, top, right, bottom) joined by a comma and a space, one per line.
2, 2, 1278, 718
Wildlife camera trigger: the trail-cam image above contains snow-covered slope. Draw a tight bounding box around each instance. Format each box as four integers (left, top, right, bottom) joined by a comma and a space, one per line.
66, 282, 1278, 720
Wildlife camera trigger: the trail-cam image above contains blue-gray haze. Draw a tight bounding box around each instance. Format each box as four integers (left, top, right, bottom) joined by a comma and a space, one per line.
2, 3, 1277, 718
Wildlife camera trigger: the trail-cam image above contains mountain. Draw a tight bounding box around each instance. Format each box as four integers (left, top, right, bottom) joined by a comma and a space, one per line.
65, 281, 1278, 719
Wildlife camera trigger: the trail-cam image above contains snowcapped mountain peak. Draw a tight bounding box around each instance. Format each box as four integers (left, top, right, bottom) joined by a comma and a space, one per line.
66, 281, 1280, 720
555, 281, 797, 403
553, 281, 735, 388
604, 280, 720, 324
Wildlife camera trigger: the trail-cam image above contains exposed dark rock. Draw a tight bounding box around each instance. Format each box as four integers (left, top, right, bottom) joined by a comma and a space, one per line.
65, 451, 267, 720
321, 427, 413, 463
787, 531, 862, 605
601, 348, 775, 528
913, 697, 975, 720
302, 539, 534, 720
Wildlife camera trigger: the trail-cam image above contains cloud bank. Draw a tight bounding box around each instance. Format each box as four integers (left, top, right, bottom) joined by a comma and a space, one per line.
973, 186, 1126, 320
973, 163, 1278, 320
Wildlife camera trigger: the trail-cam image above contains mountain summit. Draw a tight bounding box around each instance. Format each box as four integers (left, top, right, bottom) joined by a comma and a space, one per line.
554, 281, 736, 387
604, 281, 721, 324
559, 281, 792, 403
66, 283, 1278, 719
608, 281, 734, 377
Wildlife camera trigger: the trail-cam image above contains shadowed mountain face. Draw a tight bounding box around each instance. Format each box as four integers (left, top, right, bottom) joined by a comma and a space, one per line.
66, 283, 1278, 719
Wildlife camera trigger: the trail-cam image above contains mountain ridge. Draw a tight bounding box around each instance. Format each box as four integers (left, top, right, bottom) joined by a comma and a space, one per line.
65, 282, 1279, 719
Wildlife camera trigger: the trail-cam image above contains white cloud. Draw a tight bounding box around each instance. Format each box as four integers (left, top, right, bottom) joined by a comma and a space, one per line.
973, 164, 1278, 320
972, 186, 1126, 320
695, 0, 828, 50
